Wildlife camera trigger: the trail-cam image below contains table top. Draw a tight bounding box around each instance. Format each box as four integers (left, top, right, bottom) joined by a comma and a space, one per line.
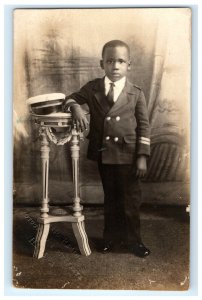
31, 112, 73, 127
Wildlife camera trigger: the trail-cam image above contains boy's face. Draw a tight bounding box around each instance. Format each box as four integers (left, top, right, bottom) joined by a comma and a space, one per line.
100, 46, 131, 82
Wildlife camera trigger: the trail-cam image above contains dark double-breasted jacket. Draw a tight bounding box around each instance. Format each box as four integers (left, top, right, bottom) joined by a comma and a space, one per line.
63, 77, 150, 165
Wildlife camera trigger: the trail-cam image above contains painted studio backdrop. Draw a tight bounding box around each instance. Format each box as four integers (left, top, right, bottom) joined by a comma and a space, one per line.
13, 8, 191, 206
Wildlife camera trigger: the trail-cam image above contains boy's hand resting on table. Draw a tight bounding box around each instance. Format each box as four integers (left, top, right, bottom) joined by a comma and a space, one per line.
70, 104, 89, 132
135, 155, 147, 178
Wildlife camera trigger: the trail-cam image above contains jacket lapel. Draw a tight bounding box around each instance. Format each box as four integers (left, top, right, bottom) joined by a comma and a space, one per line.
93, 78, 111, 114
108, 80, 136, 114
92, 78, 137, 114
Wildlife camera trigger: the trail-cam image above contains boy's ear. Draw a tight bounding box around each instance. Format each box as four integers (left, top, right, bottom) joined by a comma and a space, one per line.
127, 60, 131, 70
100, 60, 104, 69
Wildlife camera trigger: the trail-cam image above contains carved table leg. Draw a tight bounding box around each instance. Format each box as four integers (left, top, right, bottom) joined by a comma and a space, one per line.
70, 128, 91, 256
34, 127, 50, 259
72, 221, 91, 256
34, 223, 50, 259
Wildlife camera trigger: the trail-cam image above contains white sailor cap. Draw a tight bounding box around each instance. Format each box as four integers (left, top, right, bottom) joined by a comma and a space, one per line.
27, 93, 65, 115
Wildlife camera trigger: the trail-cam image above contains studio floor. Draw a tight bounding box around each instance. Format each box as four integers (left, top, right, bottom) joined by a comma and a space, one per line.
12, 205, 190, 291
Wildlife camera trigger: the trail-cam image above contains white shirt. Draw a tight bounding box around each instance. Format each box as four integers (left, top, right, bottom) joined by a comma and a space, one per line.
104, 76, 126, 102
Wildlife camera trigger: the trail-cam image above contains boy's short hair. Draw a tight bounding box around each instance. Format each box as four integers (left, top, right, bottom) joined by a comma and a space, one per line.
102, 40, 130, 58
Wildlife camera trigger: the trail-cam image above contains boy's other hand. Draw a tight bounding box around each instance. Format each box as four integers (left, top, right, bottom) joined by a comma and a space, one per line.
70, 104, 89, 132
136, 155, 147, 178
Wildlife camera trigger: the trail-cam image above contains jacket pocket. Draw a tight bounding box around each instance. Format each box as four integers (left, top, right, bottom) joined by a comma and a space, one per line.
122, 135, 136, 153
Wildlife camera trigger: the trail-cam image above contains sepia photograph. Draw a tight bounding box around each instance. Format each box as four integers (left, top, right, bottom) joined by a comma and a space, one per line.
12, 7, 191, 291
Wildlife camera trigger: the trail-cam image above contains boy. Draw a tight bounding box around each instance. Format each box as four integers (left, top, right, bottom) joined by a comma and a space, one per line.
63, 40, 151, 257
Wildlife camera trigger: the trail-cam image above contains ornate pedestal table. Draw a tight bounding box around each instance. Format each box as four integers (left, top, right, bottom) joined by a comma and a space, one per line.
31, 112, 91, 259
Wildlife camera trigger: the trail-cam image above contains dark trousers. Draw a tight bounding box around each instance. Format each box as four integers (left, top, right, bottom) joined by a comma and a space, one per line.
98, 162, 142, 245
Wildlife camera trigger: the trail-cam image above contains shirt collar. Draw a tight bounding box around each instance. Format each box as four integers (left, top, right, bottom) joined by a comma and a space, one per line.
104, 76, 126, 88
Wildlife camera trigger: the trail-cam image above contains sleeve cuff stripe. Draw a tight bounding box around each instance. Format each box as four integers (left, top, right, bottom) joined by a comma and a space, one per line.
65, 99, 77, 105
139, 137, 150, 142
139, 140, 150, 145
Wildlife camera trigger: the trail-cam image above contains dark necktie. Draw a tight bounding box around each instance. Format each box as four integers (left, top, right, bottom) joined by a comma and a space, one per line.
107, 82, 115, 106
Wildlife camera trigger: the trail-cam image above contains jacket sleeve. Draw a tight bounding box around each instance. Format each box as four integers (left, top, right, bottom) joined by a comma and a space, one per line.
135, 90, 151, 156
62, 82, 91, 111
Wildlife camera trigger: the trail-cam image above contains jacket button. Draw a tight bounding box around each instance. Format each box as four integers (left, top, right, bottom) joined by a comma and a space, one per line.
106, 116, 111, 121
106, 136, 110, 140
114, 137, 119, 142
116, 116, 120, 121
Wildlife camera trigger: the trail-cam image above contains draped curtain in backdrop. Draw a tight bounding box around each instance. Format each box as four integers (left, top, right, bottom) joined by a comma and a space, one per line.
13, 9, 190, 205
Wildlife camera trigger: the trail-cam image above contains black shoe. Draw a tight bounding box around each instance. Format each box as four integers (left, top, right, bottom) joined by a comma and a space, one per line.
133, 242, 150, 258
101, 241, 114, 254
